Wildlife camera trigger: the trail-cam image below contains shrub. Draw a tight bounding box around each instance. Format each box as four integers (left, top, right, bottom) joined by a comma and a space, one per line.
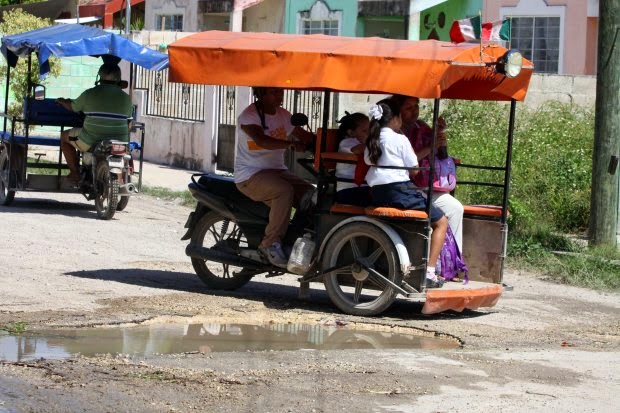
0, 9, 61, 123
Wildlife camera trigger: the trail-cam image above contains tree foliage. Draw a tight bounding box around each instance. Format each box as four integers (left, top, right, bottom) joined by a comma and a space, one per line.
0, 1, 44, 7
0, 8, 61, 119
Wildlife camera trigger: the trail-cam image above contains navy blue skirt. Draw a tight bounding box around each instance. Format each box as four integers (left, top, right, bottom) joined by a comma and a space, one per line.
370, 181, 444, 222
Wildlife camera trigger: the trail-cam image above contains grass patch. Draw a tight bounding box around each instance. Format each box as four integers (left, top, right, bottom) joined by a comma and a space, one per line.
140, 185, 196, 207
509, 229, 620, 291
0, 321, 28, 334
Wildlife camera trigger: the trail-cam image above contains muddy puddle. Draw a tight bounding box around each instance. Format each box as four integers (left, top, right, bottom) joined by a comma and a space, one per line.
0, 322, 458, 362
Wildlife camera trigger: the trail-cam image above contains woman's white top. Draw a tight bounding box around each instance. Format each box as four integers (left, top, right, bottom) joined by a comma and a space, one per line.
335, 136, 360, 191
363, 127, 418, 187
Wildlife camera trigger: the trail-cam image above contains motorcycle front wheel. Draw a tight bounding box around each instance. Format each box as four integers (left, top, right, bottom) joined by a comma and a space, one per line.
94, 162, 119, 220
191, 211, 254, 290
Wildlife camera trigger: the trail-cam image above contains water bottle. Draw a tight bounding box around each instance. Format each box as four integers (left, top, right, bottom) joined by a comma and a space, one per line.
287, 233, 315, 275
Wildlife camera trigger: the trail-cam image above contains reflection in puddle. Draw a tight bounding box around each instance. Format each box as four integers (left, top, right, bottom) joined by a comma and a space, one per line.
0, 323, 458, 362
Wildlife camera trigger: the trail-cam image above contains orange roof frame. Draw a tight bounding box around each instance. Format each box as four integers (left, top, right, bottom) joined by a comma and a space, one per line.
168, 31, 533, 101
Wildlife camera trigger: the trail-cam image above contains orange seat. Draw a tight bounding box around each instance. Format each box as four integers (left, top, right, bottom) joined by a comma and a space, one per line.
365, 206, 428, 219
330, 204, 366, 215
330, 204, 428, 219
314, 128, 339, 171
463, 205, 506, 218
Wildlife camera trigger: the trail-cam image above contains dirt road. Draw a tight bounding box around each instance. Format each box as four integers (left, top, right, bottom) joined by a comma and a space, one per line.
0, 193, 618, 412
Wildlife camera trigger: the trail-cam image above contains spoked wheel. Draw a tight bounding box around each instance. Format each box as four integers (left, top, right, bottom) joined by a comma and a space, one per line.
0, 149, 15, 206
322, 222, 402, 316
94, 162, 119, 220
191, 211, 254, 290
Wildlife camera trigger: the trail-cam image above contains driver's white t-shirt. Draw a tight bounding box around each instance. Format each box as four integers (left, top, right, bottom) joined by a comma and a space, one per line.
234, 104, 294, 183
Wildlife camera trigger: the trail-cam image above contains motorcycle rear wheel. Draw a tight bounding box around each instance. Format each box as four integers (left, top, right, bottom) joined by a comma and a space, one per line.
94, 162, 119, 220
191, 211, 254, 290
116, 196, 129, 211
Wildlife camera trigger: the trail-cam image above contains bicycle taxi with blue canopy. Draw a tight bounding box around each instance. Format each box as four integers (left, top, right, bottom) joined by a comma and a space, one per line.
0, 24, 168, 219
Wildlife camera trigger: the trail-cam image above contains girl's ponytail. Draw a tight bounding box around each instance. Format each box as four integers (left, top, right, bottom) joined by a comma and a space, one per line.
366, 101, 399, 164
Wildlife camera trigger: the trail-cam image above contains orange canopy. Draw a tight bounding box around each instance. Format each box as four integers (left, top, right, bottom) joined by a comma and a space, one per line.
168, 31, 533, 101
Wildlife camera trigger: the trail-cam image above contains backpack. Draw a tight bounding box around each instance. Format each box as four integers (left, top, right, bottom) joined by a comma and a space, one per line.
415, 156, 457, 192
439, 226, 469, 283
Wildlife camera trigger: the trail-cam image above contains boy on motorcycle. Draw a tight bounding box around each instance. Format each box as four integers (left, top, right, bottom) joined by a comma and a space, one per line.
235, 87, 315, 268
56, 63, 134, 183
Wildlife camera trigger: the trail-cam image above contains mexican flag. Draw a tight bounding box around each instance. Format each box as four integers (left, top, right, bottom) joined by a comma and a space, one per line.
449, 16, 511, 43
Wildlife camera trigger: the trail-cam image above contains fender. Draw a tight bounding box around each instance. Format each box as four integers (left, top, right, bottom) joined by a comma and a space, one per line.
180, 203, 211, 240
317, 216, 411, 275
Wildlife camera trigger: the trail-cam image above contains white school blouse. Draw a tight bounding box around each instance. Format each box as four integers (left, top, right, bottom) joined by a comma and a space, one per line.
363, 127, 418, 187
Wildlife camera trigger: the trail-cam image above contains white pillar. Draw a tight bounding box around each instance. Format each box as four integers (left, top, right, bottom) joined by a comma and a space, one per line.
230, 9, 243, 32
204, 85, 218, 173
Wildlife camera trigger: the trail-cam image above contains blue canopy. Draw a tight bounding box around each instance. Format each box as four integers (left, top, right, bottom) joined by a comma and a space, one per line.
1, 24, 169, 77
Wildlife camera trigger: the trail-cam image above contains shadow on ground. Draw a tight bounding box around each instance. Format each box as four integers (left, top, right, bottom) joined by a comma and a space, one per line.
65, 268, 491, 321
0, 198, 97, 219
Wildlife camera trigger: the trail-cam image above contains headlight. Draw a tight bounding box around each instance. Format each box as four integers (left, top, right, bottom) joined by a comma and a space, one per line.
497, 49, 523, 78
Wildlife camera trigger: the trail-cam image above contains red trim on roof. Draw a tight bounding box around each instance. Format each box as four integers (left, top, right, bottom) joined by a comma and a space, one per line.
78, 0, 143, 28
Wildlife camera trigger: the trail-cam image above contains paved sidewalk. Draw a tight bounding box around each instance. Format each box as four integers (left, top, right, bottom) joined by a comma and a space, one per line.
139, 161, 203, 192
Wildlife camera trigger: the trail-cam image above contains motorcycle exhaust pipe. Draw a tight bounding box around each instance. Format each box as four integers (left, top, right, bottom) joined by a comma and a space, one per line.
119, 182, 138, 195
185, 244, 262, 269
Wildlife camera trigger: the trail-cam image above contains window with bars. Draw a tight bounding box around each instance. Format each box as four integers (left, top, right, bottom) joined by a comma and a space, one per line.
511, 16, 560, 73
155, 14, 183, 31
301, 19, 339, 35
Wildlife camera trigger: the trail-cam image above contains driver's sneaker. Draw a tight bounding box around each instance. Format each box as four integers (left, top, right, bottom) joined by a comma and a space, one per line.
258, 242, 288, 268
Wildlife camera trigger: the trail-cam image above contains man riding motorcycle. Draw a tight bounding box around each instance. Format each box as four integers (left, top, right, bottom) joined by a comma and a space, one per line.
234, 87, 315, 268
56, 63, 133, 183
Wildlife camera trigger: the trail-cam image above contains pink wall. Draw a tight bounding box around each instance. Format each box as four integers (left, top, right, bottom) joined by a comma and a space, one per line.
484, 1, 595, 75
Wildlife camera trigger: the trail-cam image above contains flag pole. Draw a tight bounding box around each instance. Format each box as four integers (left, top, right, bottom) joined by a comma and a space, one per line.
508, 16, 512, 49
479, 10, 483, 60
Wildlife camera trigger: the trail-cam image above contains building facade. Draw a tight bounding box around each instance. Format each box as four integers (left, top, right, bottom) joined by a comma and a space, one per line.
143, 0, 599, 75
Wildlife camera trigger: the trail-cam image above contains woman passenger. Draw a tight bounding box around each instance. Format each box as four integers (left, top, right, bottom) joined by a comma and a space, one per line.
364, 101, 447, 288
394, 95, 464, 254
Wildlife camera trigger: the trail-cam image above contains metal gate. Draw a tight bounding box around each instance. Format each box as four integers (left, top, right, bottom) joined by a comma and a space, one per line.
214, 87, 338, 174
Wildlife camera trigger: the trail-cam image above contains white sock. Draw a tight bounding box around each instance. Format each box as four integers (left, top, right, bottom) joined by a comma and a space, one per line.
426, 266, 437, 281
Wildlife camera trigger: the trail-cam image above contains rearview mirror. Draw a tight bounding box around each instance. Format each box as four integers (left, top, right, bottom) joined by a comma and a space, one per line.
291, 113, 309, 127
33, 85, 45, 100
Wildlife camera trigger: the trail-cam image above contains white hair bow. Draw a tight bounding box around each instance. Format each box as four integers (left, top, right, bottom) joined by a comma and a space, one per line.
369, 104, 383, 120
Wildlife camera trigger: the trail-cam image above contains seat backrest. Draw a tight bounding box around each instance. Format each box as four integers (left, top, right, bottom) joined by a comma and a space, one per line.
24, 98, 84, 127
314, 127, 339, 171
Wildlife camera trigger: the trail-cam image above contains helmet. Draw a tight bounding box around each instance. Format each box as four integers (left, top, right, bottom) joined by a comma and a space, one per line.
97, 63, 121, 83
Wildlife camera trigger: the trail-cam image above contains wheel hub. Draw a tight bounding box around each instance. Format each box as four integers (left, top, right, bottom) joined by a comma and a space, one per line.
351, 258, 370, 281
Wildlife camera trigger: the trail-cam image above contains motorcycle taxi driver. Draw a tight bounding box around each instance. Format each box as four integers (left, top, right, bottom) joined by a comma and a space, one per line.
56, 63, 134, 183
235, 86, 316, 268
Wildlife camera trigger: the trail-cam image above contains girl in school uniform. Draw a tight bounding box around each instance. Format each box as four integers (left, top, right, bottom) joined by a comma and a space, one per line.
334, 112, 372, 206
363, 101, 448, 288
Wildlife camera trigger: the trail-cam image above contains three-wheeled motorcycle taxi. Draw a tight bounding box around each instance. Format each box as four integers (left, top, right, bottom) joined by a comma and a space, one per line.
0, 24, 168, 219
170, 31, 533, 316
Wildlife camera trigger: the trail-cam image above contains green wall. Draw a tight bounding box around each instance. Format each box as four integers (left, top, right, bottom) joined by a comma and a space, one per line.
420, 0, 482, 41
284, 0, 358, 36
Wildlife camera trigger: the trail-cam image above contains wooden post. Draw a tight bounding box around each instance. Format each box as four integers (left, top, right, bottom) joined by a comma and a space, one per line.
589, 0, 620, 246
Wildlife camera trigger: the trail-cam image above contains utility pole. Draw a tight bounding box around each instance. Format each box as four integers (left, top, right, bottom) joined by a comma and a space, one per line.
589, 0, 620, 246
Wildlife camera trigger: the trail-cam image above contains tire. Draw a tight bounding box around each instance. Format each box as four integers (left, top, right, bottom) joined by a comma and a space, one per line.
94, 162, 119, 220
190, 211, 254, 290
116, 174, 131, 211
322, 222, 402, 316
0, 149, 15, 206
116, 196, 129, 211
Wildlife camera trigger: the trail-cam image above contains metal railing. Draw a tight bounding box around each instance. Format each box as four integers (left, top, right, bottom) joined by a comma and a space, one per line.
134, 66, 207, 121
